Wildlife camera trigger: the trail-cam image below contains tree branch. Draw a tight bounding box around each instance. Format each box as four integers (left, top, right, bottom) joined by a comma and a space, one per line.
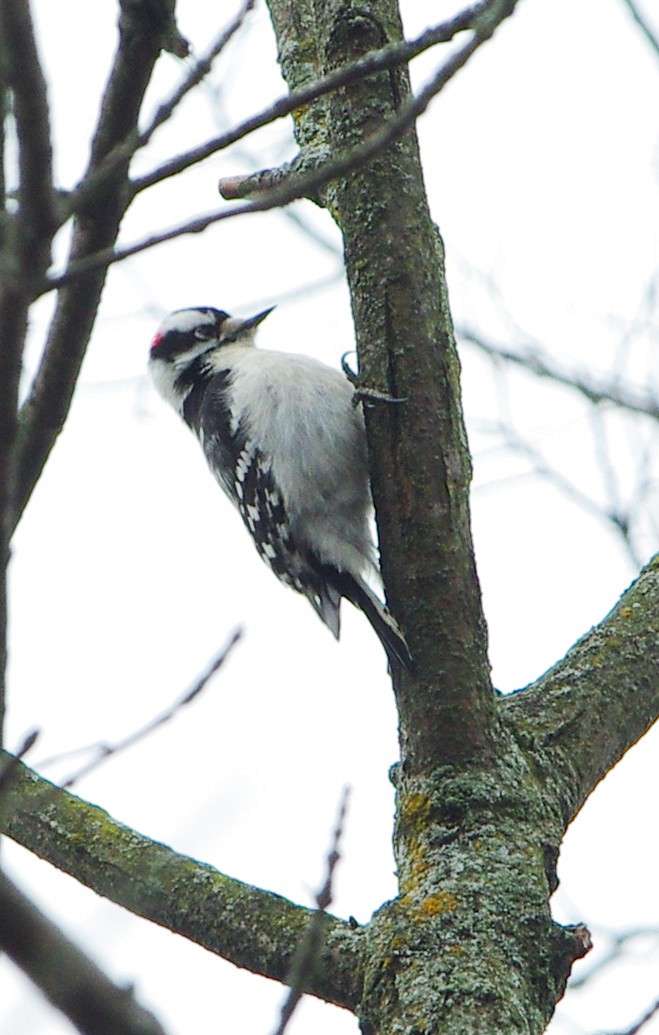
64, 1, 249, 219
264, 0, 520, 771
129, 2, 492, 199
0, 756, 363, 1011
620, 0, 659, 60
600, 997, 659, 1035
50, 629, 243, 788
0, 0, 57, 745
474, 416, 649, 568
459, 325, 659, 420
43, 1, 519, 376
0, 869, 169, 1035
0, 0, 56, 283
502, 555, 659, 826
10, 0, 177, 535
272, 788, 350, 1035
569, 924, 659, 990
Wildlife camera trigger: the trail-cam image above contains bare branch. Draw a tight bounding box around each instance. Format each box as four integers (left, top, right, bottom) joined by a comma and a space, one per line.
0, 0, 56, 282
10, 2, 175, 534
459, 325, 659, 420
474, 416, 647, 568
598, 997, 659, 1035
44, 0, 520, 293
502, 555, 659, 826
620, 0, 659, 59
66, 1, 252, 219
0, 74, 6, 218
272, 788, 350, 1035
39, 628, 242, 788
570, 925, 659, 990
0, 756, 363, 1010
288, 0, 521, 767
0, 728, 39, 792
138, 0, 253, 149
0, 0, 56, 746
0, 869, 169, 1035
130, 2, 493, 198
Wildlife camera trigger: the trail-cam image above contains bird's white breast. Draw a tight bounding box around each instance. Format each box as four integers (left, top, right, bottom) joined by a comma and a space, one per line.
213, 345, 373, 573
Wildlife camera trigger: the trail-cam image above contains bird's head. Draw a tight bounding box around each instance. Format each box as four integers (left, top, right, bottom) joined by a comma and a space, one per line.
150, 306, 274, 366
148, 306, 274, 409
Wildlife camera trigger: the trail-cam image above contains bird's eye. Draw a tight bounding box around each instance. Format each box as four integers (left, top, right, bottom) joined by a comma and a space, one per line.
194, 325, 217, 341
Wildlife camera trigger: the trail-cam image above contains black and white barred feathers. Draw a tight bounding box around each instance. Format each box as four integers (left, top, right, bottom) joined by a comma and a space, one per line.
148, 306, 411, 669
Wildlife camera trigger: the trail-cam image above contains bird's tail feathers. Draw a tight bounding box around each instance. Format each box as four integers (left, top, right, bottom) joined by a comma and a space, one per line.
331, 570, 413, 671
309, 582, 341, 640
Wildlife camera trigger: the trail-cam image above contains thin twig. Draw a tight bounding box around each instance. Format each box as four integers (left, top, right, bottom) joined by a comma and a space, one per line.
140, 0, 255, 148
271, 787, 351, 1035
129, 1, 492, 198
66, 0, 255, 219
10, 2, 176, 535
459, 326, 659, 420
597, 998, 659, 1035
43, 0, 520, 293
474, 418, 645, 567
619, 0, 659, 59
0, 728, 39, 793
569, 925, 659, 989
37, 628, 243, 788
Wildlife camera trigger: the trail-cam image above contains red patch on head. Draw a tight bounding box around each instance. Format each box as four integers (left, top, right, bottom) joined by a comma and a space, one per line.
151, 331, 164, 352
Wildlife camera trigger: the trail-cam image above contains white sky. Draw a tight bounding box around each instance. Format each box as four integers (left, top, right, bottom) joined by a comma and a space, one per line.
2, 1, 658, 1033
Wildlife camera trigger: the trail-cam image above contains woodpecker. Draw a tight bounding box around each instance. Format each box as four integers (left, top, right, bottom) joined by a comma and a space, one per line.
148, 305, 411, 669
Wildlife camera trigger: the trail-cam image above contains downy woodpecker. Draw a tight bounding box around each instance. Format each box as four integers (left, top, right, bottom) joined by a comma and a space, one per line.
148, 306, 411, 669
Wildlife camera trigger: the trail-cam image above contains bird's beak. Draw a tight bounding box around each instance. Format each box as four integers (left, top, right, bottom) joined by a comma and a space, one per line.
240, 306, 275, 330
220, 306, 275, 344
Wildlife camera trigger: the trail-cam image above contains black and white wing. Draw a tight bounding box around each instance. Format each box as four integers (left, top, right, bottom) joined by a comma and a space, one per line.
190, 370, 343, 637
